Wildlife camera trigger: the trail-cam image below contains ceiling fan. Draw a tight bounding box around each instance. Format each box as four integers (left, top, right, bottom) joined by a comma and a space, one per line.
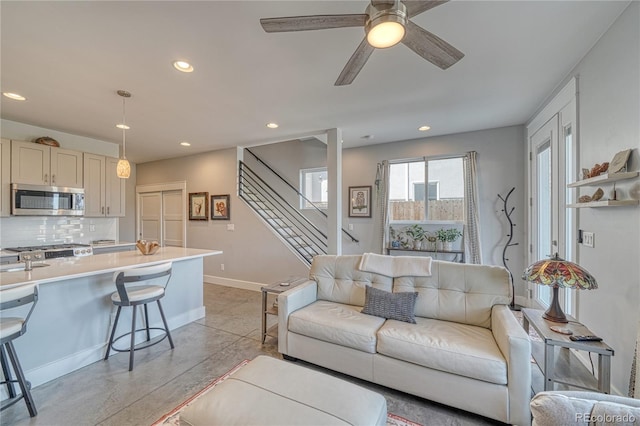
260, 0, 464, 86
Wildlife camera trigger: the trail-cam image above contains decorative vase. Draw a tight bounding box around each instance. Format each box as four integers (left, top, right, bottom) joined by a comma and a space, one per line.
443, 241, 453, 252
436, 241, 443, 251
413, 240, 422, 250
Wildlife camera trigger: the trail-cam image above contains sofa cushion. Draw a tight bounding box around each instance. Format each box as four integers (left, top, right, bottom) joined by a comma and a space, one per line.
311, 255, 393, 307
361, 286, 418, 324
393, 261, 511, 328
376, 317, 507, 385
288, 300, 386, 353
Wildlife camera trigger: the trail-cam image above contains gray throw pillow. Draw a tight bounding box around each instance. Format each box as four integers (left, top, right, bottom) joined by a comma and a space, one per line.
361, 286, 418, 324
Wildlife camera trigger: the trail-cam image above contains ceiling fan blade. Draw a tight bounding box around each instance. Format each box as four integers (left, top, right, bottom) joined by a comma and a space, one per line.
335, 38, 375, 86
402, 20, 464, 69
403, 1, 449, 18
260, 14, 367, 33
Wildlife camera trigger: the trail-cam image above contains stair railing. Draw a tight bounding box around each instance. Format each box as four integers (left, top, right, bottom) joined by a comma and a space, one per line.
245, 148, 359, 243
239, 162, 327, 263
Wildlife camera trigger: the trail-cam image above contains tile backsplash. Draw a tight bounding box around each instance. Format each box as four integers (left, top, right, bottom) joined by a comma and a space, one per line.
0, 216, 117, 248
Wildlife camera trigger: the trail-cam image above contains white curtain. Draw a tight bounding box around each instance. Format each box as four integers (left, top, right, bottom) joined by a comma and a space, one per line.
463, 151, 482, 264
374, 161, 390, 254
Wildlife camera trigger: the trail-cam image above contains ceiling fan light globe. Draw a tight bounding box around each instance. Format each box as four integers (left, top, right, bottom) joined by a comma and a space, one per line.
367, 20, 405, 48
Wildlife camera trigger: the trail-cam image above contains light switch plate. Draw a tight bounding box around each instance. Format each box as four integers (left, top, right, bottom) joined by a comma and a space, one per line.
583, 231, 594, 248
227, 224, 235, 231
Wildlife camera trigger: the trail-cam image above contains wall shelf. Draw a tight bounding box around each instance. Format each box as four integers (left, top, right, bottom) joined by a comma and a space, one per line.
567, 200, 639, 208
567, 171, 639, 188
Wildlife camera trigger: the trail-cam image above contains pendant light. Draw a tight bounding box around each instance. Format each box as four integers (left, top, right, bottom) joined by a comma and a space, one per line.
116, 90, 131, 179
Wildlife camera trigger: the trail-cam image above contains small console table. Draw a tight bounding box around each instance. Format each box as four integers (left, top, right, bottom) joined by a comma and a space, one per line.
386, 247, 465, 263
522, 308, 614, 394
261, 277, 306, 343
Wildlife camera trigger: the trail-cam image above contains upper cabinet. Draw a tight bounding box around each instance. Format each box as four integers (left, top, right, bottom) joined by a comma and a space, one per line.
11, 140, 83, 187
83, 153, 125, 217
0, 139, 11, 217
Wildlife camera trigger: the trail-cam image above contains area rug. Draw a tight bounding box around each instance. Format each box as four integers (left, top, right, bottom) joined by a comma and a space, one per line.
152, 359, 421, 426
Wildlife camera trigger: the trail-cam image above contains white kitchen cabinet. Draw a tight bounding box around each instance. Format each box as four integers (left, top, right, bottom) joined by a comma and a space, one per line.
0, 138, 11, 216
11, 140, 83, 187
83, 153, 125, 217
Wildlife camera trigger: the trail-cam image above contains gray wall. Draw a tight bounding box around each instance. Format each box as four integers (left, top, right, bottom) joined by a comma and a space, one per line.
549, 1, 639, 395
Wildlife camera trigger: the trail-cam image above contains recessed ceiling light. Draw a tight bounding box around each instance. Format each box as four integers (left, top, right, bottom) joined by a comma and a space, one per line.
3, 92, 26, 101
180, 141, 191, 147
116, 124, 130, 130
266, 122, 279, 129
418, 125, 431, 131
173, 60, 194, 73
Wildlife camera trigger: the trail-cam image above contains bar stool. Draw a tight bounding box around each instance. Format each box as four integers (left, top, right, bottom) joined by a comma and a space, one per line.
104, 262, 174, 371
0, 284, 38, 417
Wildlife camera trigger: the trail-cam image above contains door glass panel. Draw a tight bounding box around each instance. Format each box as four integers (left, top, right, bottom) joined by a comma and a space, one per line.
564, 125, 574, 313
536, 142, 552, 306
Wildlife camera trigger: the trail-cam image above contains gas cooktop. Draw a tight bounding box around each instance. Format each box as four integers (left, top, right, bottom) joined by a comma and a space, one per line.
4, 244, 92, 259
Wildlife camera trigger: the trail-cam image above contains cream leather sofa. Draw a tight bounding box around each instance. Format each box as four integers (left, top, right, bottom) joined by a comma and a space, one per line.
278, 254, 531, 426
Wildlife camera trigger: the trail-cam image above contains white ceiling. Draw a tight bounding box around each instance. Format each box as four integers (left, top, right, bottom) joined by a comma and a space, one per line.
0, 1, 630, 164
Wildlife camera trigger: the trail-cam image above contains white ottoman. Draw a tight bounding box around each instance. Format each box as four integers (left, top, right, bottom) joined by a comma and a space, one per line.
181, 356, 388, 426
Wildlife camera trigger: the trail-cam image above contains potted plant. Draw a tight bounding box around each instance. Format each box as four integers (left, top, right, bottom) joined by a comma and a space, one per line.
389, 227, 402, 248
436, 228, 462, 251
425, 232, 437, 251
405, 224, 426, 250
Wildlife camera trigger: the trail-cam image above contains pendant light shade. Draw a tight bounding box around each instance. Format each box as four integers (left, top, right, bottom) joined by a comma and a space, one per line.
117, 158, 131, 179
117, 90, 132, 179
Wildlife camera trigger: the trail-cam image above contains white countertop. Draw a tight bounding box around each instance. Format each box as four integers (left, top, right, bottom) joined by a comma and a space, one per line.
0, 246, 222, 289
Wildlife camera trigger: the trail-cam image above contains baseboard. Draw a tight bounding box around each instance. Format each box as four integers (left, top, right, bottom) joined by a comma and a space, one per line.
204, 275, 265, 292
0, 306, 206, 397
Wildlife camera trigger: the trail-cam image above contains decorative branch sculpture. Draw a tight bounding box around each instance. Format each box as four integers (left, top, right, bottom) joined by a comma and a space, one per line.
498, 187, 520, 310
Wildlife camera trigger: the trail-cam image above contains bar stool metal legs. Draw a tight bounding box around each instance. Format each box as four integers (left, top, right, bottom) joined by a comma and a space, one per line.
1, 341, 37, 417
0, 284, 39, 418
103, 262, 175, 371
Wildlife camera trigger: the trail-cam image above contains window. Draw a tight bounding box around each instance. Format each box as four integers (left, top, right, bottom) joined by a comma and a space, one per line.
389, 157, 464, 221
300, 167, 327, 209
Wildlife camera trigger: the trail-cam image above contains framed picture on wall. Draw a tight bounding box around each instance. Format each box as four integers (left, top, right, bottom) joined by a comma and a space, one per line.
348, 186, 371, 218
189, 192, 209, 220
211, 194, 230, 220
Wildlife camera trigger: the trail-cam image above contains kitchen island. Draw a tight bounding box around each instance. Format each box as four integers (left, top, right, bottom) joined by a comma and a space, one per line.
0, 247, 221, 390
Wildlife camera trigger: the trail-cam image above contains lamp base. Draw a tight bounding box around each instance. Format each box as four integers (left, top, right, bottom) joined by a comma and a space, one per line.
542, 285, 568, 323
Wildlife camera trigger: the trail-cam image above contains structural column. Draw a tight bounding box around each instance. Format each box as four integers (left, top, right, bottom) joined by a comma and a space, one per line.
327, 128, 342, 255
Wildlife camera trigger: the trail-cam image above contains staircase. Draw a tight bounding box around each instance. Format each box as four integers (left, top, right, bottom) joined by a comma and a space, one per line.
238, 150, 358, 265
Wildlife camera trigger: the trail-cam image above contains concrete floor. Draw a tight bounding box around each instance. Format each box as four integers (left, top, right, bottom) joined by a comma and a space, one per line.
2, 283, 500, 425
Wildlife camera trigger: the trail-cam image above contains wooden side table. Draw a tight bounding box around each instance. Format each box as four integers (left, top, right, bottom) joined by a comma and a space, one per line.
522, 308, 614, 394
261, 277, 307, 343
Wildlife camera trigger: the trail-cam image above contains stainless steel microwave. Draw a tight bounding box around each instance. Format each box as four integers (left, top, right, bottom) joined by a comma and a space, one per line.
11, 183, 85, 216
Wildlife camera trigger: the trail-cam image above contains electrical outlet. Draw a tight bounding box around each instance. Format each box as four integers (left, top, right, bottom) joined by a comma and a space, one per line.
348, 224, 354, 231
89, 224, 96, 232
583, 232, 594, 248
221, 263, 225, 271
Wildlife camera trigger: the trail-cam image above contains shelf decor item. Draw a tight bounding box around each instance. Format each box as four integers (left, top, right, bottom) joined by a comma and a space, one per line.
608, 148, 632, 174
211, 194, 230, 220
34, 136, 60, 147
522, 253, 598, 323
189, 192, 209, 220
